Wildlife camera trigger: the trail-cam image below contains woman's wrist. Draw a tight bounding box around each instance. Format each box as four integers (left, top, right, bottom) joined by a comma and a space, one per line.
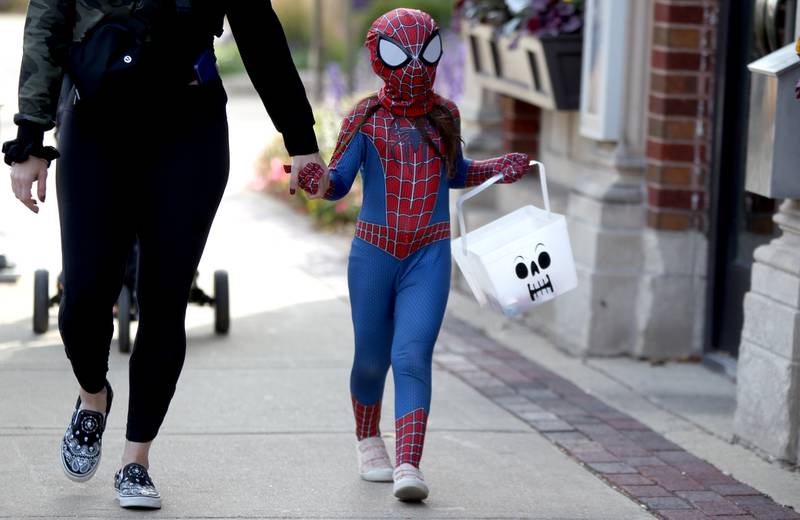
2, 122, 59, 166
283, 125, 319, 157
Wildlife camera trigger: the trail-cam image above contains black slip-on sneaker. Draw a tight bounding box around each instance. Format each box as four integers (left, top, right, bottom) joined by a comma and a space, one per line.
60, 381, 113, 482
114, 463, 162, 509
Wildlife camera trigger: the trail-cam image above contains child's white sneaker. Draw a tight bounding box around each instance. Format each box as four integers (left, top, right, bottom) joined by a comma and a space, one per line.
357, 437, 393, 482
393, 463, 429, 501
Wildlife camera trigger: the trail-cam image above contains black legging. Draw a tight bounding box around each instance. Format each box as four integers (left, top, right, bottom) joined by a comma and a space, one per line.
56, 80, 230, 442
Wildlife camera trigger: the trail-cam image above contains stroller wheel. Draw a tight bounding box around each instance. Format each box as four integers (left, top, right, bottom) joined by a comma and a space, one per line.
117, 285, 132, 353
33, 269, 50, 334
214, 270, 230, 334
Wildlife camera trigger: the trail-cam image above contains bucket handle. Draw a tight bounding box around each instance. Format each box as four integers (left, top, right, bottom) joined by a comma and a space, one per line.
456, 160, 550, 255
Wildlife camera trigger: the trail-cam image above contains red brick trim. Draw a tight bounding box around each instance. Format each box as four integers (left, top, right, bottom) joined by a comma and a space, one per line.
437, 317, 800, 520
646, 0, 718, 231
500, 95, 540, 158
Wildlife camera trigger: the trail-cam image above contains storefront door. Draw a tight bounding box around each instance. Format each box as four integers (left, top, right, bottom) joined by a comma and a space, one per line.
705, 0, 795, 368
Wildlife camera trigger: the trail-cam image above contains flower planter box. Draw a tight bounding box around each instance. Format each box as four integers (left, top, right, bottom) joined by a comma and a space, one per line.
465, 23, 582, 111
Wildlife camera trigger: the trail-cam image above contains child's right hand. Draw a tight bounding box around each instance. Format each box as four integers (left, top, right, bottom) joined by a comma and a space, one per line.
290, 162, 326, 196
284, 153, 329, 197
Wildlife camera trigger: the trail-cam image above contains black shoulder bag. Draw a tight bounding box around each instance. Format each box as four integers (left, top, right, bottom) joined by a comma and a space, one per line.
67, 0, 163, 106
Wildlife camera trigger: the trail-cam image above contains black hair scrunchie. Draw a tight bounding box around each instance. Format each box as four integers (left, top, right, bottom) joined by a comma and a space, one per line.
2, 139, 60, 167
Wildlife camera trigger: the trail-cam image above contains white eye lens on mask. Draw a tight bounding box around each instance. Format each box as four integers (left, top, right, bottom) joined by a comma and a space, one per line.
378, 38, 411, 68
421, 33, 442, 65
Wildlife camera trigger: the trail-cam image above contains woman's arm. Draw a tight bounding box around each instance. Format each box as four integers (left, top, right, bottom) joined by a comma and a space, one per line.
226, 0, 318, 157
4, 0, 73, 214
8, 0, 73, 153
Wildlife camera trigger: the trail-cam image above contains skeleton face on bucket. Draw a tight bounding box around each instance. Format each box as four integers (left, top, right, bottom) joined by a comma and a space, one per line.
514, 244, 554, 302
366, 8, 442, 116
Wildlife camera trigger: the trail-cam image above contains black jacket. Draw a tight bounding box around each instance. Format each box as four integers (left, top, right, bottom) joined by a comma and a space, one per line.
10, 0, 317, 158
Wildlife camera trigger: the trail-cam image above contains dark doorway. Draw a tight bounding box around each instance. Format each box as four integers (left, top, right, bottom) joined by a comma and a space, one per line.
705, 1, 794, 370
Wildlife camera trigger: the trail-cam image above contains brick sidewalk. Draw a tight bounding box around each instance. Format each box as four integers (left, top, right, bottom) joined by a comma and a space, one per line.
436, 317, 800, 520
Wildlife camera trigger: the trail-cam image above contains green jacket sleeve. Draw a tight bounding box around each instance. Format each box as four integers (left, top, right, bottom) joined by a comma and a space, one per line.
14, 0, 75, 134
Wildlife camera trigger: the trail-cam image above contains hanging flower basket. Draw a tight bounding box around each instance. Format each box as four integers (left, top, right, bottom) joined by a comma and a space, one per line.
464, 22, 582, 110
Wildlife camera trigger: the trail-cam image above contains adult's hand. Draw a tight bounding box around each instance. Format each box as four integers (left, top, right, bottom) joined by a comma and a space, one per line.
10, 157, 48, 214
289, 152, 329, 199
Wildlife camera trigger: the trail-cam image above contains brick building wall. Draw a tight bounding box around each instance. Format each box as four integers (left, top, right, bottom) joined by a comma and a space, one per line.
646, 0, 719, 232
500, 95, 540, 158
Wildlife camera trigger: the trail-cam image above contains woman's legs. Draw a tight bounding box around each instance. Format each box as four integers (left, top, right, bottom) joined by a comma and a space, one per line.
56, 103, 134, 402
391, 240, 450, 468
347, 239, 397, 439
124, 84, 230, 450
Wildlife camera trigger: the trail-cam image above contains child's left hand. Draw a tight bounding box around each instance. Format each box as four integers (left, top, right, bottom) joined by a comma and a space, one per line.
500, 153, 530, 183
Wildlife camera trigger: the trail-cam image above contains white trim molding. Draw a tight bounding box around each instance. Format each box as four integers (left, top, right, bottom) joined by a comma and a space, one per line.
579, 0, 630, 141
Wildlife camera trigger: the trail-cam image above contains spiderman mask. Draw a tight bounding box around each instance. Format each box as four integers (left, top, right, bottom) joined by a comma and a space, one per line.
366, 8, 442, 117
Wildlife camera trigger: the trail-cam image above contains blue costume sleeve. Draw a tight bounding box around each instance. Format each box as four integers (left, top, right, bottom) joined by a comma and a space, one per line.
448, 144, 471, 189
326, 132, 365, 201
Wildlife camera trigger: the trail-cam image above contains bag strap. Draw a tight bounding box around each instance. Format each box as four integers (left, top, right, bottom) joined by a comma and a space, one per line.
128, 0, 193, 38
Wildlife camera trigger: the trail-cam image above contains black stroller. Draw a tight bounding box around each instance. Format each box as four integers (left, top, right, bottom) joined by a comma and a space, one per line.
32, 242, 230, 352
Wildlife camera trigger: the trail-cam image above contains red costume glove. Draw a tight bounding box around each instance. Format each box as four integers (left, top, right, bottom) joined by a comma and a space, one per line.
465, 152, 530, 186
498, 153, 530, 183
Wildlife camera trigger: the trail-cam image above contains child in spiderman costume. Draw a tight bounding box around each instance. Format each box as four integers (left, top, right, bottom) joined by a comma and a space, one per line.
297, 8, 531, 501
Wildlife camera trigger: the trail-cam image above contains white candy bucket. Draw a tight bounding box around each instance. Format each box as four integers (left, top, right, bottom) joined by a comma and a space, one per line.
451, 161, 578, 317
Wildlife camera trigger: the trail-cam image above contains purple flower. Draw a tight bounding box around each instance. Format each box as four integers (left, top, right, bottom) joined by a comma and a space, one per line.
435, 32, 466, 103
526, 0, 585, 36
325, 62, 347, 108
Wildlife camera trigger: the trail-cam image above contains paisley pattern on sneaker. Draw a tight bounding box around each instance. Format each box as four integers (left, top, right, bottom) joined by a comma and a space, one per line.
115, 463, 162, 509
61, 409, 105, 478
60, 383, 112, 482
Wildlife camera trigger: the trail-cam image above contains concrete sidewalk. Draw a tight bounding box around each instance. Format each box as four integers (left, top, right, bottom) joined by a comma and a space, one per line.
0, 186, 653, 519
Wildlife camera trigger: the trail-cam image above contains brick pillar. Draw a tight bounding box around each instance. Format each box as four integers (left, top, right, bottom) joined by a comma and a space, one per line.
646, 0, 718, 232
500, 95, 540, 158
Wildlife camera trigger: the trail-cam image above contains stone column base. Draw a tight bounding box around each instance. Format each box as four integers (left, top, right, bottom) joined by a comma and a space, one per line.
734, 199, 800, 465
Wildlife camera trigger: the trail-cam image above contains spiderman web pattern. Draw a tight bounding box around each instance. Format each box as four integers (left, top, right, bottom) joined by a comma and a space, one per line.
369, 9, 438, 117
330, 98, 378, 171
395, 408, 427, 468
352, 396, 381, 440
465, 152, 530, 187
297, 162, 325, 195
356, 107, 449, 260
